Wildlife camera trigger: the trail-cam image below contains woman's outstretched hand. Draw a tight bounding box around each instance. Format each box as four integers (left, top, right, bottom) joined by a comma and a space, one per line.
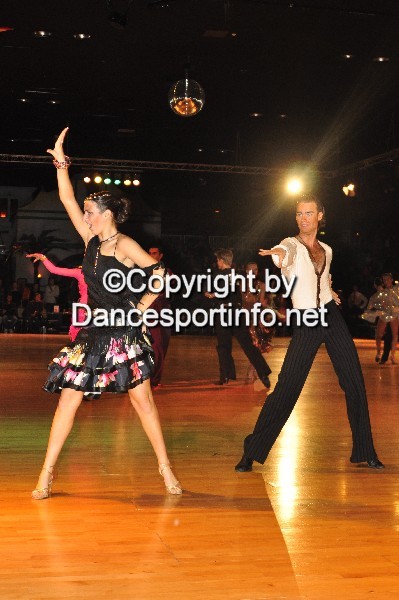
26, 253, 45, 263
47, 127, 69, 162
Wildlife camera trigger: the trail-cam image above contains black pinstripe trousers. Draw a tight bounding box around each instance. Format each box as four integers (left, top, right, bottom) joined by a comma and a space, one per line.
243, 300, 377, 464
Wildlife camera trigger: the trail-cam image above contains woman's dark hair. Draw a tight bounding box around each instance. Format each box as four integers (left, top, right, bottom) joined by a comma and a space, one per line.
296, 192, 326, 228
86, 191, 130, 224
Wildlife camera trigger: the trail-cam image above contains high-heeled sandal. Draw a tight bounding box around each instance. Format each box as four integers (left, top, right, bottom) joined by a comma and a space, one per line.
158, 463, 183, 495
31, 466, 55, 500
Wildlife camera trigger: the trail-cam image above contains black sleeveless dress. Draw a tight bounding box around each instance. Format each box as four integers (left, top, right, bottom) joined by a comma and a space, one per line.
43, 236, 158, 397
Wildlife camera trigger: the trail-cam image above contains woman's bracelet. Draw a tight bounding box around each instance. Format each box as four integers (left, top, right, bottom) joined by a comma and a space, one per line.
53, 156, 71, 170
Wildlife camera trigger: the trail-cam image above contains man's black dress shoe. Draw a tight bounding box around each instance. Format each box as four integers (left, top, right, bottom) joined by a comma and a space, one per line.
214, 378, 230, 385
367, 458, 385, 470
214, 377, 236, 385
235, 454, 253, 472
261, 375, 271, 389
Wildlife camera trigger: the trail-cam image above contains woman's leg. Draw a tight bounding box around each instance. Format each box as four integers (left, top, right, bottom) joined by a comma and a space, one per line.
375, 319, 386, 359
34, 388, 84, 489
389, 318, 398, 362
128, 379, 181, 491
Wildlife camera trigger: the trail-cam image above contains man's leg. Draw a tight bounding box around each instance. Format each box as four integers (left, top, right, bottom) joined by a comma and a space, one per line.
323, 302, 378, 463
234, 322, 272, 381
243, 323, 321, 464
215, 321, 236, 380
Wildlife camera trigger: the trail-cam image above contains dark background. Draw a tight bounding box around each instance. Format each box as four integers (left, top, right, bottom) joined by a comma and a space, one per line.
0, 0, 399, 289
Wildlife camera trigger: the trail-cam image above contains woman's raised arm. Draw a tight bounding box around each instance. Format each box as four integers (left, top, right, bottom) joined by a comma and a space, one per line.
47, 128, 89, 243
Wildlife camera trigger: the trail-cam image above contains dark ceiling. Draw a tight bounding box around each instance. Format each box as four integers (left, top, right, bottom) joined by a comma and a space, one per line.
1, 0, 399, 238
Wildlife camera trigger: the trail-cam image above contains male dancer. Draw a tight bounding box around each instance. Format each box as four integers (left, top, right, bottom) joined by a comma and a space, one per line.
148, 246, 172, 388
205, 249, 272, 388
235, 193, 384, 471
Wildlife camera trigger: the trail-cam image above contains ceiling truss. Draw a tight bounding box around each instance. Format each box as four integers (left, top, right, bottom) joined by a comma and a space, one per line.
0, 149, 398, 178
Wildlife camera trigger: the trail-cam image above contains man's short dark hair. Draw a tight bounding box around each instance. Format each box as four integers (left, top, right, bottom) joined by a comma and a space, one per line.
149, 245, 163, 254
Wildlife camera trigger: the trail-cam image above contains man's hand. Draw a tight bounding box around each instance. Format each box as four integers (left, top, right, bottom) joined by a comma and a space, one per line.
258, 247, 286, 268
329, 275, 341, 305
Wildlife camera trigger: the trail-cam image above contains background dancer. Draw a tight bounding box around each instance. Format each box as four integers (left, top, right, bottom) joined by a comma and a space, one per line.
147, 246, 172, 389
205, 249, 272, 388
374, 272, 399, 365
26, 253, 87, 341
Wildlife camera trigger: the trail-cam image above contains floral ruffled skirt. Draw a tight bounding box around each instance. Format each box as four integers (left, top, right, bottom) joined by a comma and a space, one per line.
43, 325, 154, 398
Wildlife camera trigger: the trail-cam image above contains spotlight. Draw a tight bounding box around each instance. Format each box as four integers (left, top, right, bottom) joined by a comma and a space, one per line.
123, 176, 132, 186
83, 175, 91, 183
94, 175, 103, 184
114, 176, 122, 185
132, 175, 141, 187
103, 174, 112, 185
286, 178, 303, 195
342, 183, 355, 197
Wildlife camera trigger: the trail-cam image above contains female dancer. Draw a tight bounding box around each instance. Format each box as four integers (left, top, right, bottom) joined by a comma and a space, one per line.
374, 272, 399, 364
32, 127, 182, 499
26, 254, 87, 341
241, 262, 273, 383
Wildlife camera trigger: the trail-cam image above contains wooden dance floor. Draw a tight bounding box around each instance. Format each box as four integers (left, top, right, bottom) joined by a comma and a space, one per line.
0, 333, 398, 600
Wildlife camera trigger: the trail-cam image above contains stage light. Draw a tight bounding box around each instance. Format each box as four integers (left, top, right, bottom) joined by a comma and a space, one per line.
132, 176, 141, 187
342, 183, 355, 197
286, 178, 303, 195
34, 30, 52, 38
114, 176, 122, 185
94, 175, 103, 184
83, 175, 91, 183
103, 174, 112, 185
123, 176, 132, 186
107, 0, 133, 29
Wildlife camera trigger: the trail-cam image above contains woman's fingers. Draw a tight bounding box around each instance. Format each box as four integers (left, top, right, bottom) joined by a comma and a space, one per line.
56, 127, 69, 146
47, 127, 69, 157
